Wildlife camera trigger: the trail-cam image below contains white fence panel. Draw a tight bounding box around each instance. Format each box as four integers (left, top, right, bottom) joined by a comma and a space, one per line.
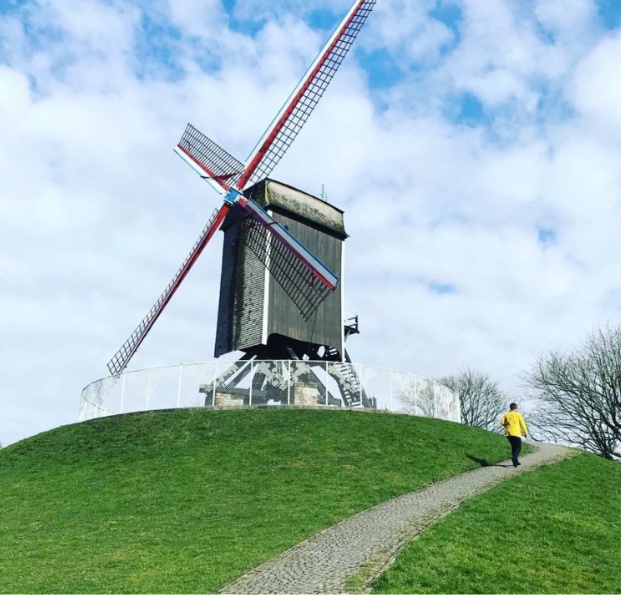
80, 361, 461, 424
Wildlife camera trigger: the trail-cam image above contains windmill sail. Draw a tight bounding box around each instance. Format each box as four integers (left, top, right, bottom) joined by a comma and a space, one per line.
107, 204, 230, 376
175, 124, 245, 193
238, 0, 377, 189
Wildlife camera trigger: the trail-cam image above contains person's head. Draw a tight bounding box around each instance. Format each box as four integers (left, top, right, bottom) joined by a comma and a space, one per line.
509, 402, 518, 410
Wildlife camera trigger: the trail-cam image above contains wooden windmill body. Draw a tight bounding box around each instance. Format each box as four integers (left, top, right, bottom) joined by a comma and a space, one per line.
215, 179, 348, 361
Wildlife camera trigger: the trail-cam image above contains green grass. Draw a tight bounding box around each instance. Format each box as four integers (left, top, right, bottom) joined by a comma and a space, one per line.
373, 453, 621, 594
0, 408, 514, 594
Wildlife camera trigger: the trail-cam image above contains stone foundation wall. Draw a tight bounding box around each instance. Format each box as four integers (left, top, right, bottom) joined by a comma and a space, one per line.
215, 393, 245, 408
294, 385, 318, 406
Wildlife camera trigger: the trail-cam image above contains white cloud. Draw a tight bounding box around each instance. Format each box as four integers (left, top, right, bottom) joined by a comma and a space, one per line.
534, 0, 598, 43
569, 30, 621, 134
166, 0, 227, 38
371, 0, 455, 63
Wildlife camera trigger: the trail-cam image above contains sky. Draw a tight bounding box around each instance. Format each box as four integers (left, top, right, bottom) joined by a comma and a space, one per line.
1, 0, 621, 447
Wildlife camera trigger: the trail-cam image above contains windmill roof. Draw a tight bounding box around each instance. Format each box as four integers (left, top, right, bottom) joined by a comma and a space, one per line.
254, 179, 347, 237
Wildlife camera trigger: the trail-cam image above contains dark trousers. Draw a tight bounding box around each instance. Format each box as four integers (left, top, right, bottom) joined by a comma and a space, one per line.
507, 436, 522, 466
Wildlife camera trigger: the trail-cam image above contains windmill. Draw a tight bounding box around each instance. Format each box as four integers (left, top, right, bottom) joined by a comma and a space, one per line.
107, 0, 377, 403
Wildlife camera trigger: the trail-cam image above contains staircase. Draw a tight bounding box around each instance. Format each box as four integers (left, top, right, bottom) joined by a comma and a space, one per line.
312, 347, 373, 408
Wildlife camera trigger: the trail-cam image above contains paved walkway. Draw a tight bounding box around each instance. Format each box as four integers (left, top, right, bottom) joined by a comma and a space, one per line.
220, 443, 576, 594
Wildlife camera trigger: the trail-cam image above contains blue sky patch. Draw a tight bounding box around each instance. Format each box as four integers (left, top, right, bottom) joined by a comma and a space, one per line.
220, 1, 338, 36
220, 0, 264, 35
134, 14, 185, 81
538, 227, 557, 246
596, 0, 621, 30
227, 15, 263, 37
308, 7, 340, 31
361, 49, 404, 89
442, 92, 491, 128
457, 93, 485, 125
429, 282, 457, 295
0, 0, 21, 16
429, 1, 463, 46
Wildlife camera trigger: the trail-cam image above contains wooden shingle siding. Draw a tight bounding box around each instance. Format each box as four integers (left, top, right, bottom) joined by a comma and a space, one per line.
214, 221, 239, 357
266, 209, 343, 354
214, 210, 266, 356
234, 229, 266, 350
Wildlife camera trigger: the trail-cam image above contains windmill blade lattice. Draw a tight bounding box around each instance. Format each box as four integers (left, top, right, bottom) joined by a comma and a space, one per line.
240, 215, 332, 319
176, 124, 245, 191
107, 204, 230, 376
239, 0, 377, 189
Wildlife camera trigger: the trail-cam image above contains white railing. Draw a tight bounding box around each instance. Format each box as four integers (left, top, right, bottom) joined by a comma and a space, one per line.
79, 361, 461, 424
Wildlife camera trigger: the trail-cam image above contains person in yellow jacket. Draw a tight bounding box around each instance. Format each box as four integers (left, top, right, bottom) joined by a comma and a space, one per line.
500, 402, 528, 467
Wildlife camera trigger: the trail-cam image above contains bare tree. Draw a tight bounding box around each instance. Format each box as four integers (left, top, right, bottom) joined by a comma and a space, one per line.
439, 369, 507, 433
397, 378, 438, 418
525, 324, 621, 460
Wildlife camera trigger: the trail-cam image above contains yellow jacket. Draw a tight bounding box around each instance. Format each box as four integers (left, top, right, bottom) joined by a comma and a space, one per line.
501, 411, 528, 438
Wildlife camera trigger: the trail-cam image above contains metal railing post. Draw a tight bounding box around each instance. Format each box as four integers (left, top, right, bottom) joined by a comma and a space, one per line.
359, 363, 363, 405
249, 360, 253, 406
325, 361, 329, 405
389, 369, 392, 411
212, 363, 217, 407
287, 361, 291, 405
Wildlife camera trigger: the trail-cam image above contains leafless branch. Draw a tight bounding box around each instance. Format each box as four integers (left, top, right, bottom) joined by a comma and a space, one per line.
439, 368, 507, 432
524, 324, 621, 460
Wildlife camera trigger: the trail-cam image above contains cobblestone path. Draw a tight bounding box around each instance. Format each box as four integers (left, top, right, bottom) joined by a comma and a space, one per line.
220, 443, 576, 594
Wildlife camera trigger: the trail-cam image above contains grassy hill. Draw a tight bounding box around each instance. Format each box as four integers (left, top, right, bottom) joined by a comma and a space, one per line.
1, 408, 514, 594
372, 452, 621, 594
